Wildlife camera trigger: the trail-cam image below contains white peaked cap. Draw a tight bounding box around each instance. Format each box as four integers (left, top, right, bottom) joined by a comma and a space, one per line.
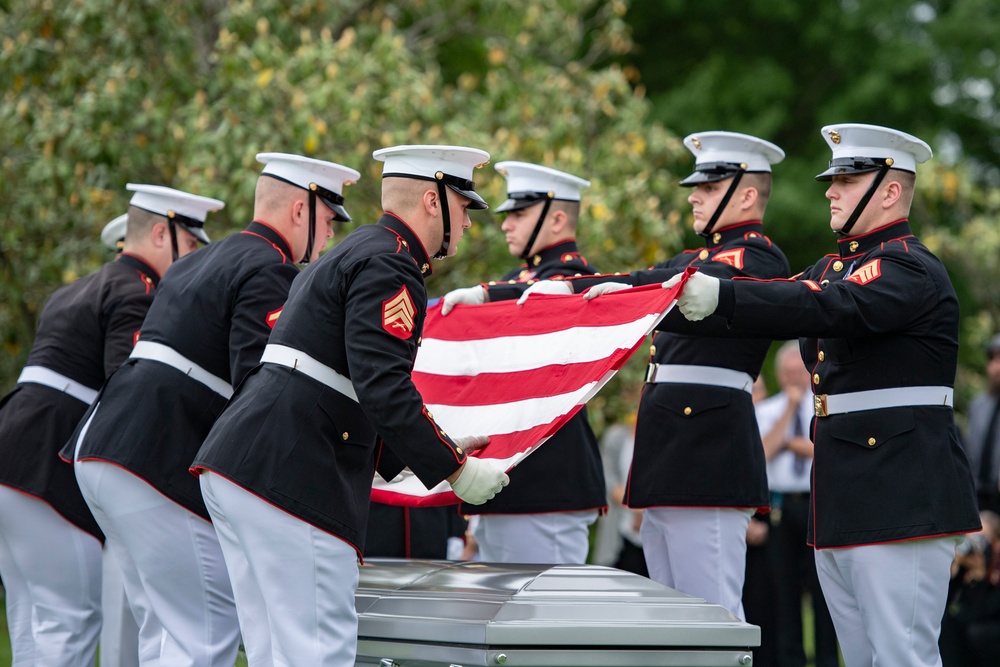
494, 161, 590, 213
126, 184, 224, 244
683, 131, 785, 173
257, 152, 360, 221
816, 123, 932, 180
101, 213, 128, 251
373, 144, 491, 209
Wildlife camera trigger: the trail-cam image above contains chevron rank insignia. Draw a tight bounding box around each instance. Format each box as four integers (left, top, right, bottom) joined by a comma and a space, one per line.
383, 286, 416, 339
845, 259, 882, 285
266, 307, 282, 329
712, 248, 745, 269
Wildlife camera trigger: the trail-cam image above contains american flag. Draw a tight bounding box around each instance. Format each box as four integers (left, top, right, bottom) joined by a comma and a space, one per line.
370, 275, 688, 506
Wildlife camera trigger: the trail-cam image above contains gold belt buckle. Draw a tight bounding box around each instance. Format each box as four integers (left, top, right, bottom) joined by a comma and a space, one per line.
814, 394, 828, 417
645, 363, 658, 383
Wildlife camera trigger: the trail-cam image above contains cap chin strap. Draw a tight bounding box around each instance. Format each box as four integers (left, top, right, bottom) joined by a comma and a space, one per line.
300, 185, 317, 264
166, 216, 179, 262
835, 162, 893, 237
433, 173, 450, 260
519, 193, 555, 261
698, 168, 745, 238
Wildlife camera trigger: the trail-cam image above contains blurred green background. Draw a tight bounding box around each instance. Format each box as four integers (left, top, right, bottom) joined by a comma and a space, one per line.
3, 0, 999, 435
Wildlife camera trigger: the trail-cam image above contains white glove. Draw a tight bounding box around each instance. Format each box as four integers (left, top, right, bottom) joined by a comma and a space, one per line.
582, 281, 631, 300
450, 457, 510, 505
515, 280, 572, 305
441, 285, 486, 316
673, 271, 720, 321
661, 273, 684, 290
453, 434, 490, 455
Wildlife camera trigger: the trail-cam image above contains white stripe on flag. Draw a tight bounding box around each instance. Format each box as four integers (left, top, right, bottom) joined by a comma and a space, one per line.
413, 313, 663, 376
427, 381, 598, 435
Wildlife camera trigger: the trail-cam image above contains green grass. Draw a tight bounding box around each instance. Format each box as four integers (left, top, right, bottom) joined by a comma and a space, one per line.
802, 592, 846, 667
1, 586, 12, 665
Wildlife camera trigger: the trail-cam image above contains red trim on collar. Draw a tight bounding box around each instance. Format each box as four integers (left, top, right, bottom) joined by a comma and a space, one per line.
533, 239, 578, 254
844, 218, 910, 241
248, 220, 293, 261
383, 211, 433, 264
119, 252, 161, 281
716, 219, 763, 232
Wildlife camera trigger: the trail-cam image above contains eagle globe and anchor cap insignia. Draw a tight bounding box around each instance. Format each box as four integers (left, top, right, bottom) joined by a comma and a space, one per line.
383, 286, 416, 339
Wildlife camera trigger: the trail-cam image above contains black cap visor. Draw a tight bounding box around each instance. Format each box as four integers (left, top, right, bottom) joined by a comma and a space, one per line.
815, 156, 898, 181
313, 184, 352, 222
179, 223, 211, 245
446, 183, 488, 210
495, 191, 551, 213
679, 161, 744, 187
168, 211, 210, 244
316, 193, 352, 222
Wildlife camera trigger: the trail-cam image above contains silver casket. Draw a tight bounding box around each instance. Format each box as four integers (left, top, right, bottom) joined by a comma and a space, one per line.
355, 560, 759, 667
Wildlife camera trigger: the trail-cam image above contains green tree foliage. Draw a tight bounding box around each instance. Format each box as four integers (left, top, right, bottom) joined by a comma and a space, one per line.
0, 0, 685, 425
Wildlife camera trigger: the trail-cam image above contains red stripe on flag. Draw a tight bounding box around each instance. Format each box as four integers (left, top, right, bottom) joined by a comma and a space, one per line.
414, 337, 646, 405
424, 282, 676, 340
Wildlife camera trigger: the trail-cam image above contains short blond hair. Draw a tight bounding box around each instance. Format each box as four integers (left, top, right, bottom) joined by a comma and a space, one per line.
124, 205, 161, 242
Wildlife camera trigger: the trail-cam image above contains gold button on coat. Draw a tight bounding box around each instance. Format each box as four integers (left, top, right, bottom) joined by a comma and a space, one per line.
341, 432, 349, 441
699, 249, 709, 260
818, 351, 825, 361
683, 407, 692, 415
813, 373, 820, 385
868, 437, 876, 446
833, 261, 844, 271
650, 345, 657, 355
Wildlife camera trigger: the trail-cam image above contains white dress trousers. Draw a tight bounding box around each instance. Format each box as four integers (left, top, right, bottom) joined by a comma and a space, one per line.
474, 510, 598, 564
0, 484, 103, 667
814, 536, 959, 667
640, 506, 753, 619
199, 471, 360, 667
100, 545, 141, 667
74, 460, 240, 667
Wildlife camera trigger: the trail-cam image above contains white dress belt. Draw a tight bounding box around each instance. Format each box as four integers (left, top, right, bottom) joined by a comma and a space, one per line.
129, 341, 233, 399
260, 344, 358, 403
645, 363, 754, 394
814, 386, 954, 417
17, 366, 99, 404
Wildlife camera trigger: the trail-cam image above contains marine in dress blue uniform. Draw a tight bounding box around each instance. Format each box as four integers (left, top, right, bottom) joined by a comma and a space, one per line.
443, 161, 607, 564
0, 192, 211, 666
501, 132, 789, 616
674, 124, 980, 666
192, 145, 509, 667
65, 156, 357, 667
